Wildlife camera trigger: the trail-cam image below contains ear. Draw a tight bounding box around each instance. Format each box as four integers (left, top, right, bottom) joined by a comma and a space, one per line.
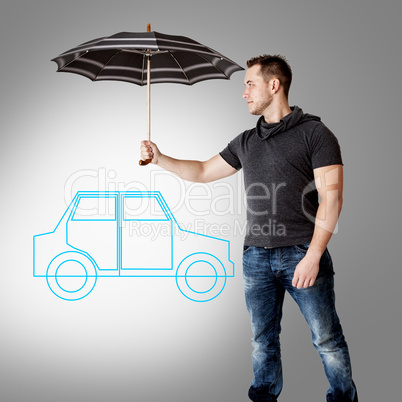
270, 78, 281, 95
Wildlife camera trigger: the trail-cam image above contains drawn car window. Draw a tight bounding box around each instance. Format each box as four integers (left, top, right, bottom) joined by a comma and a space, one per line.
71, 196, 116, 221
123, 196, 168, 221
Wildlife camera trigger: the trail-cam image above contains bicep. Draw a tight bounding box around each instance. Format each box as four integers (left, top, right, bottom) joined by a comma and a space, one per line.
201, 154, 238, 183
313, 164, 343, 200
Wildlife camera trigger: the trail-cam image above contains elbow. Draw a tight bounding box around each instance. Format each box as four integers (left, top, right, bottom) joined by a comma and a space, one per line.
337, 194, 343, 216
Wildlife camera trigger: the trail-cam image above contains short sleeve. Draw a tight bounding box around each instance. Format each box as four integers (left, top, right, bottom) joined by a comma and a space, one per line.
220, 136, 243, 170
309, 123, 343, 169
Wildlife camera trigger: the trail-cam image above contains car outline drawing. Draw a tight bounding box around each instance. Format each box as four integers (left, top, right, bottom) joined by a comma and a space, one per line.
33, 191, 234, 302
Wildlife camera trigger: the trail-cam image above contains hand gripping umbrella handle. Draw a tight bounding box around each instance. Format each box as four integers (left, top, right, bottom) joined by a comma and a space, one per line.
139, 23, 152, 166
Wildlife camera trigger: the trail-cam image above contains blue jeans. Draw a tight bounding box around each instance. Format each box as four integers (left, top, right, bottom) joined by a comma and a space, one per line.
243, 244, 357, 402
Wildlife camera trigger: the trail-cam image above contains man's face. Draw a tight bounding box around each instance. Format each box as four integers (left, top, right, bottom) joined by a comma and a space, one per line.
243, 65, 273, 116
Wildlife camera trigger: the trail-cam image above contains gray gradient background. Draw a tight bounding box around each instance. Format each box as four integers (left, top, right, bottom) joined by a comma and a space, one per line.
1, 0, 401, 401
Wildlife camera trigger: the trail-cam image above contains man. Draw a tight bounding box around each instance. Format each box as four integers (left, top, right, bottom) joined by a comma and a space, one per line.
140, 55, 358, 402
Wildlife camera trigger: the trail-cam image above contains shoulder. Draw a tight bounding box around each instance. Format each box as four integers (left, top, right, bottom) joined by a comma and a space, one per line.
220, 127, 257, 170
301, 120, 339, 146
305, 121, 343, 167
233, 127, 256, 140
231, 127, 257, 147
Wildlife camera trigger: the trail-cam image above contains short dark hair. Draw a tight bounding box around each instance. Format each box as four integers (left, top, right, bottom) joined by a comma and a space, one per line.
246, 54, 292, 98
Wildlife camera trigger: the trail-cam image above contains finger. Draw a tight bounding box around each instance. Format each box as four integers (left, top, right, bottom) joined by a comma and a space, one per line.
142, 153, 153, 160
292, 275, 299, 288
297, 277, 306, 288
140, 143, 153, 153
294, 278, 303, 289
140, 146, 152, 155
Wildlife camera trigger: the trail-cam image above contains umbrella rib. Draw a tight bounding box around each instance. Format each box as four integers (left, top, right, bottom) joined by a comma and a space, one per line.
168, 52, 191, 85
198, 53, 229, 79
93, 49, 123, 81
56, 50, 89, 70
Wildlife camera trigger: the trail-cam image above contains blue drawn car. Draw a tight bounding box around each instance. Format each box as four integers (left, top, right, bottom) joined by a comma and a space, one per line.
33, 191, 234, 302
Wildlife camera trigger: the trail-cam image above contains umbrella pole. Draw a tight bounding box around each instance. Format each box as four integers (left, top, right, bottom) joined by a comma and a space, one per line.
139, 24, 152, 166
139, 54, 152, 166
147, 54, 151, 142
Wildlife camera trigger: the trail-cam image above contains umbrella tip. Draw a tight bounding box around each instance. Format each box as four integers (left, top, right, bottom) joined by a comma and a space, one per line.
147, 23, 151, 32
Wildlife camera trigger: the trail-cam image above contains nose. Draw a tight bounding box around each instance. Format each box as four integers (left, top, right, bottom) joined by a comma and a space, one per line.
242, 88, 249, 99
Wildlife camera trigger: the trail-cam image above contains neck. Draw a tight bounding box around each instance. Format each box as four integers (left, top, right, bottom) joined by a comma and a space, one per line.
263, 99, 292, 124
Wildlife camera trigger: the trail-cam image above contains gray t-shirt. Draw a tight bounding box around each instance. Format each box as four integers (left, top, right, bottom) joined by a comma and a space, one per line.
220, 106, 343, 248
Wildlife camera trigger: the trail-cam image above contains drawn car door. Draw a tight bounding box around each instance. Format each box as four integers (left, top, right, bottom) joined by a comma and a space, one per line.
67, 194, 118, 270
121, 194, 172, 270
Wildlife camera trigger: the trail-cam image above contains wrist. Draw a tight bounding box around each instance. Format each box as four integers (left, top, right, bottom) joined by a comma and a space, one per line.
306, 246, 323, 262
154, 152, 163, 165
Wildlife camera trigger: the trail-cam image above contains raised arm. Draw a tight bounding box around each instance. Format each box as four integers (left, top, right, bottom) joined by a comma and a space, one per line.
140, 140, 238, 183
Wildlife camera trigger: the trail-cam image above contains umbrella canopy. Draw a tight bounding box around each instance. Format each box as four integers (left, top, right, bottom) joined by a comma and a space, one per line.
52, 30, 243, 85
51, 25, 244, 164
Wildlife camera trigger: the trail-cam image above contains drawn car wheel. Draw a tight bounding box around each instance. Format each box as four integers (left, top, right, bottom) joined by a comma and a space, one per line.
175, 253, 227, 302
46, 251, 97, 301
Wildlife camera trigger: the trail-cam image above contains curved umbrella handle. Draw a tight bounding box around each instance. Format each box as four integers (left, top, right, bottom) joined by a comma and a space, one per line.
139, 159, 152, 166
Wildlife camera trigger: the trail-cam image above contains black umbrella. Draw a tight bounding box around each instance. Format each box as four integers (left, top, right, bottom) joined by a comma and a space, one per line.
52, 24, 244, 165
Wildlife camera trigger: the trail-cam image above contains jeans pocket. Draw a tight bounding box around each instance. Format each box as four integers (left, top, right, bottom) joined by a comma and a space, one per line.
294, 243, 310, 253
243, 245, 251, 253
